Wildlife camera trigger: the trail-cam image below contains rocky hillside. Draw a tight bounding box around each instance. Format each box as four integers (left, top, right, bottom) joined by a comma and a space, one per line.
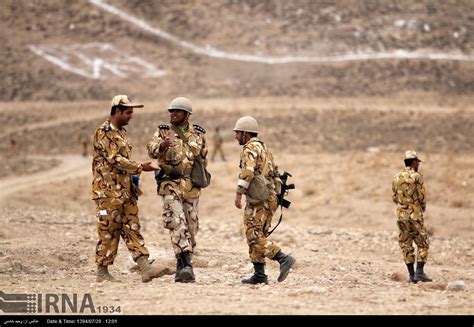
1, 0, 473, 101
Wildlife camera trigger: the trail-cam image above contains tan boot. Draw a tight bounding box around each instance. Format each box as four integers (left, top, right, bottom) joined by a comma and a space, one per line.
96, 265, 119, 282
136, 256, 170, 283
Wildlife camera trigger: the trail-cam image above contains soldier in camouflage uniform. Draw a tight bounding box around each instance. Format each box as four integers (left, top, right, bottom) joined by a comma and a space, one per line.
92, 95, 170, 283
79, 126, 89, 157
147, 97, 208, 283
210, 126, 226, 162
233, 116, 295, 284
392, 150, 432, 283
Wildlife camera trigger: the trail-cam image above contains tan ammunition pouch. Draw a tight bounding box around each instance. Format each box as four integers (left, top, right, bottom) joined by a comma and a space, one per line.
247, 175, 271, 202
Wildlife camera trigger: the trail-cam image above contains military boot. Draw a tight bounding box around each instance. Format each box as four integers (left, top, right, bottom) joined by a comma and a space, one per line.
96, 265, 119, 283
137, 256, 170, 283
177, 252, 195, 283
242, 262, 268, 285
414, 261, 432, 282
174, 257, 184, 283
272, 251, 296, 282
406, 263, 416, 283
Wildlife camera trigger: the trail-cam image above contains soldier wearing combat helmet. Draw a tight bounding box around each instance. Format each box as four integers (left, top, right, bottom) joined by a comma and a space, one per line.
92, 95, 169, 283
233, 116, 295, 284
392, 150, 432, 283
147, 97, 209, 283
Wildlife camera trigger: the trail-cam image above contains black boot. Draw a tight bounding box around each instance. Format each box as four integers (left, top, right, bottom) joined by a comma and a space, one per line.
242, 262, 268, 285
177, 251, 195, 283
272, 251, 296, 282
174, 257, 183, 283
406, 263, 416, 283
414, 261, 432, 282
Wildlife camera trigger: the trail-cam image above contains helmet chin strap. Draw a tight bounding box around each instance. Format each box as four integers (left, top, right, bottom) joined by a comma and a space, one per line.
240, 131, 247, 145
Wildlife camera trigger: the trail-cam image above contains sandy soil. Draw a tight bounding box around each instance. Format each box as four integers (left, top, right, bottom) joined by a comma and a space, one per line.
0, 97, 472, 315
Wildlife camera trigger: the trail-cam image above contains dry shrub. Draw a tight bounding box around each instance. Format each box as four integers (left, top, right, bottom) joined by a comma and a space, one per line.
426, 225, 435, 237
304, 187, 317, 197
389, 272, 405, 282
450, 200, 464, 208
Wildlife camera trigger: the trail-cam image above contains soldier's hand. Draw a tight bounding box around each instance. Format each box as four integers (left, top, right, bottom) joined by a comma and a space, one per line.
142, 162, 159, 172
235, 193, 242, 209
159, 138, 173, 152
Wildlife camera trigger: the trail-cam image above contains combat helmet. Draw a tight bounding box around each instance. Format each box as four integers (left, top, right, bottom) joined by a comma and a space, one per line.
233, 116, 259, 133
168, 97, 192, 114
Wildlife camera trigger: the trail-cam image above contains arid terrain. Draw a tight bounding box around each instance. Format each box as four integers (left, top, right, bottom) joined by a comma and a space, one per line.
0, 97, 472, 315
0, 0, 473, 317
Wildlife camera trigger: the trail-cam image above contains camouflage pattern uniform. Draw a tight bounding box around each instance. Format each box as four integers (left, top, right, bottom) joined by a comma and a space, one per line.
237, 137, 281, 263
92, 119, 149, 266
392, 166, 429, 264
147, 123, 208, 255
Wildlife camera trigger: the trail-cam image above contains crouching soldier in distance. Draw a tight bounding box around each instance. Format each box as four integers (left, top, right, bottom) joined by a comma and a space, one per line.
92, 95, 170, 283
147, 97, 209, 283
233, 116, 295, 284
392, 150, 432, 283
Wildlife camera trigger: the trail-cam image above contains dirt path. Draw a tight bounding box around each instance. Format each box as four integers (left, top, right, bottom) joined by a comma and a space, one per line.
0, 155, 90, 203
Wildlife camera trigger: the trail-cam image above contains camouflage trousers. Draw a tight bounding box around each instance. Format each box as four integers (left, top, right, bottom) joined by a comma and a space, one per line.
161, 193, 199, 255
397, 218, 429, 264
95, 198, 149, 266
244, 194, 281, 263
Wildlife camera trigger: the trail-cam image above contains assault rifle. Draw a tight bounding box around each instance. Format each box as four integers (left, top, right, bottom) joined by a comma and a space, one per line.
267, 171, 295, 237
277, 171, 295, 209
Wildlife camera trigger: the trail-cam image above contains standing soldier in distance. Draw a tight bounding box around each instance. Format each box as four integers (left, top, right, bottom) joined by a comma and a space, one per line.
147, 97, 209, 283
392, 150, 432, 283
211, 126, 226, 162
233, 116, 295, 284
79, 126, 90, 157
92, 95, 169, 283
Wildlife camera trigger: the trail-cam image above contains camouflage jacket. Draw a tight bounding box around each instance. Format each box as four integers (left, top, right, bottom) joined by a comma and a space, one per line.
236, 137, 278, 195
392, 167, 426, 220
147, 122, 208, 199
91, 119, 142, 201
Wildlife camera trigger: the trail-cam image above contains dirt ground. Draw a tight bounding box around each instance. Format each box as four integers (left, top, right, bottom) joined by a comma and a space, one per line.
0, 97, 472, 315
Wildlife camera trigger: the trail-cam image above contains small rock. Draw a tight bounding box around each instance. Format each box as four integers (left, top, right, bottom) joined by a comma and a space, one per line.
208, 259, 219, 267
308, 286, 327, 294
447, 280, 469, 292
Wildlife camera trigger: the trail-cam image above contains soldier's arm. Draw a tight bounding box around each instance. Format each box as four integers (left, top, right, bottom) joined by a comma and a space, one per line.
200, 134, 209, 167
97, 130, 143, 175
416, 174, 426, 211
236, 146, 257, 194
147, 127, 169, 159
391, 177, 398, 204
193, 124, 208, 166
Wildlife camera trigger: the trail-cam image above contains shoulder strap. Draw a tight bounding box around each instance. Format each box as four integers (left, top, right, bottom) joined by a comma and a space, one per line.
170, 125, 189, 144
253, 140, 274, 177
171, 125, 200, 157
